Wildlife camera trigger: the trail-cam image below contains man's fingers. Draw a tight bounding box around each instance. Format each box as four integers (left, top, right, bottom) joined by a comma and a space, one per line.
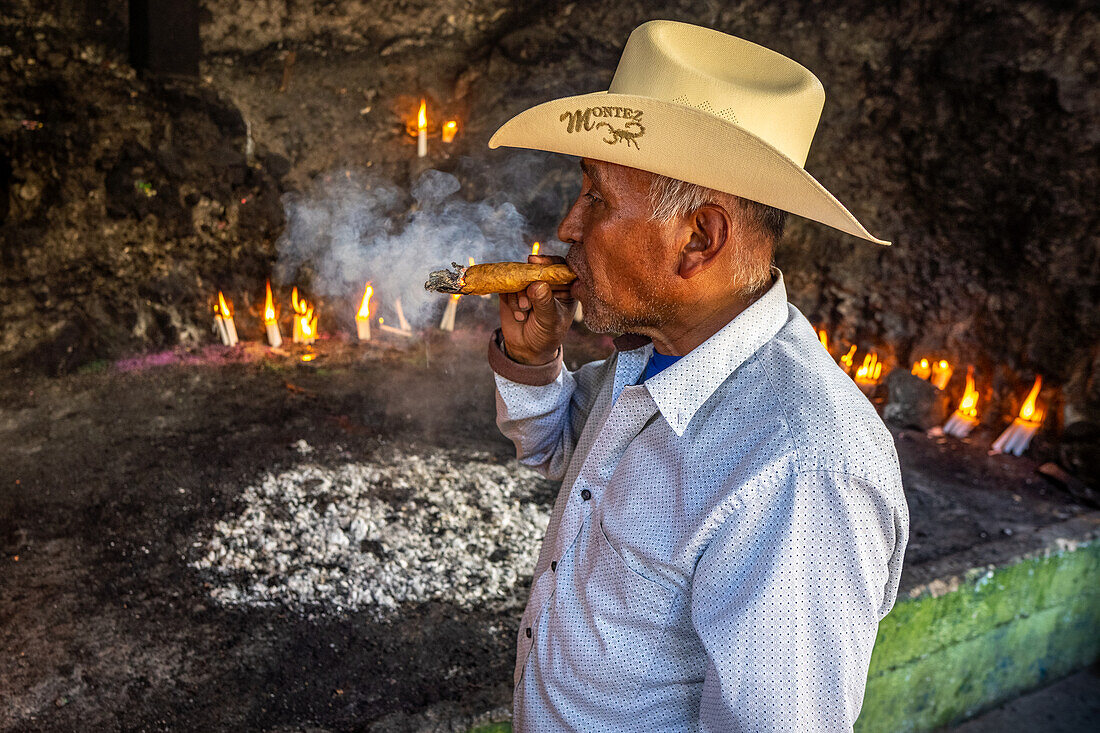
527, 282, 558, 323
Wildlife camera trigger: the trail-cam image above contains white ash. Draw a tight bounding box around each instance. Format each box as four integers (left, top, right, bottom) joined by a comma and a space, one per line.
191, 448, 551, 615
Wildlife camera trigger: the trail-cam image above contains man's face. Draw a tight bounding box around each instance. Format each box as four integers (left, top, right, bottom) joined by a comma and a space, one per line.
557, 159, 680, 334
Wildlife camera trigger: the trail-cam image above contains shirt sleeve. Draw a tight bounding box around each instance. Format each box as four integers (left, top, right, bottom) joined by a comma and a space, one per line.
489, 330, 610, 482
690, 469, 906, 732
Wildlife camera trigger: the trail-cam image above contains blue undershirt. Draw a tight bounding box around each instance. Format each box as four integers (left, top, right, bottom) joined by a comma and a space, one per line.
640, 349, 682, 383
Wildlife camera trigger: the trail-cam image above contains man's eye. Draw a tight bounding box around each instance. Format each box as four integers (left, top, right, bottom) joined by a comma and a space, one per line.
584, 191, 601, 203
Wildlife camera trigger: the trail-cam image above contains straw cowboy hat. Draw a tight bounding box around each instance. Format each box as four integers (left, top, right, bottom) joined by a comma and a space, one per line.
489, 20, 888, 245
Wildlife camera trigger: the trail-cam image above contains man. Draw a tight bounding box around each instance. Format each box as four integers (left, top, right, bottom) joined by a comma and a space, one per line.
486, 20, 908, 732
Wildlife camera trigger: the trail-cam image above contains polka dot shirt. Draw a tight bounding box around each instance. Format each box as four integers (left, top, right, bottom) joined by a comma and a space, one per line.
492, 270, 909, 732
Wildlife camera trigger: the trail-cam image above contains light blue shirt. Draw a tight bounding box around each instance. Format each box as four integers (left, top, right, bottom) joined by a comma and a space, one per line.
493, 271, 908, 732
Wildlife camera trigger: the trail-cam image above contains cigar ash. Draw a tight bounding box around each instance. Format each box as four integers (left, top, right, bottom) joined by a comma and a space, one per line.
424, 262, 467, 294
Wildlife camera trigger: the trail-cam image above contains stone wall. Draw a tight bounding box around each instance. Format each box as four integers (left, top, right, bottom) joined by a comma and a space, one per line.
0, 1, 1096, 476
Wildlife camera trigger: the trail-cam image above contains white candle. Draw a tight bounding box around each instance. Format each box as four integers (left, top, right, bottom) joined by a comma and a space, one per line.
265, 321, 282, 348
294, 311, 316, 345
931, 360, 953, 391
214, 315, 238, 346
263, 280, 281, 347
356, 283, 373, 341
991, 375, 1043, 456
439, 295, 458, 331
214, 292, 238, 346
416, 99, 428, 158
394, 297, 412, 332
991, 419, 1041, 455
943, 366, 979, 438
943, 412, 978, 438
378, 318, 415, 337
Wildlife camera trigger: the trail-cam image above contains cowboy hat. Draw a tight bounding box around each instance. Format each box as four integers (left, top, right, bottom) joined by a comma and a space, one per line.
488, 20, 889, 245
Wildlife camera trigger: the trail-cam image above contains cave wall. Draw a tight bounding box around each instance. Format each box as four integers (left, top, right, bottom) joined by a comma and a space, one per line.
1, 1, 1097, 459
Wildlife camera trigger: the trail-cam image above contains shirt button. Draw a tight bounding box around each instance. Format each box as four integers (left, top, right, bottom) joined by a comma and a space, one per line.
551, 561, 557, 571
581, 489, 592, 501
525, 627, 532, 638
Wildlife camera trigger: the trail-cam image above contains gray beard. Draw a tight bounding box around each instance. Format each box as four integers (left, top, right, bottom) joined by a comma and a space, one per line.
580, 283, 676, 336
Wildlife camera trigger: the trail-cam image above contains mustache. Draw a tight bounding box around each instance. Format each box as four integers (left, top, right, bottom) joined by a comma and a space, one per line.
565, 248, 587, 281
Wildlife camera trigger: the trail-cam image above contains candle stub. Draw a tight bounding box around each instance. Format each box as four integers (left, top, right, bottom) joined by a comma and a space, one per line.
439, 295, 458, 331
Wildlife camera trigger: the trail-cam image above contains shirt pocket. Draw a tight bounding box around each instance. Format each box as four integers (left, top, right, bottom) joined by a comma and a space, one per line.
560, 519, 678, 699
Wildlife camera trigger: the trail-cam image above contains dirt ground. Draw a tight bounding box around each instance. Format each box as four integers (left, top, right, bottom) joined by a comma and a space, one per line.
0, 328, 1093, 732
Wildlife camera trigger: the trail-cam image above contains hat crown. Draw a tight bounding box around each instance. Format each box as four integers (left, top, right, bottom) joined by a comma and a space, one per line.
608, 21, 825, 166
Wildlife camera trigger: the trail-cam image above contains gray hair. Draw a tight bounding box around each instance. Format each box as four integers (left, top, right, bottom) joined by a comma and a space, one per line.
648, 174, 787, 295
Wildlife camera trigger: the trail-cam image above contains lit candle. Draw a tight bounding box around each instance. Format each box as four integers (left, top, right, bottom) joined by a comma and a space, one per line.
853, 351, 884, 395
442, 120, 457, 143
291, 287, 317, 345
214, 291, 239, 346
911, 358, 931, 381
263, 280, 282, 348
943, 366, 980, 438
931, 359, 953, 391
417, 99, 427, 158
840, 344, 857, 374
991, 376, 1044, 456
439, 293, 459, 331
356, 283, 373, 341
818, 328, 829, 352
531, 242, 540, 256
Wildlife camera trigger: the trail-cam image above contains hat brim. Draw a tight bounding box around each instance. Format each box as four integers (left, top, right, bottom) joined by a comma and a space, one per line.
488, 91, 889, 245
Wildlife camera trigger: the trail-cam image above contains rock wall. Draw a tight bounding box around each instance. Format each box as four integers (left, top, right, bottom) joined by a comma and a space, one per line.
1, 1, 1097, 473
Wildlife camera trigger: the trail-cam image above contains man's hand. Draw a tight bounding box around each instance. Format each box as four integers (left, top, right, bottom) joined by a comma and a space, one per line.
499, 254, 577, 365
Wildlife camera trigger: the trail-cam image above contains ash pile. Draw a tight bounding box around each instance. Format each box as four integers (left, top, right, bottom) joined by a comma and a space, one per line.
192, 445, 552, 615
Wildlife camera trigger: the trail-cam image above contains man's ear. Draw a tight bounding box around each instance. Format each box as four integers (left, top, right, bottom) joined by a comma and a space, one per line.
678, 204, 732, 279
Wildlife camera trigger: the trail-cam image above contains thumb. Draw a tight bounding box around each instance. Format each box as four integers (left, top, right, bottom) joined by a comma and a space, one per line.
528, 281, 558, 324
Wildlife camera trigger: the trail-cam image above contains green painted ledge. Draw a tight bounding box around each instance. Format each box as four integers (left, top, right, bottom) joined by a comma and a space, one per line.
469, 519, 1100, 733
858, 537, 1100, 731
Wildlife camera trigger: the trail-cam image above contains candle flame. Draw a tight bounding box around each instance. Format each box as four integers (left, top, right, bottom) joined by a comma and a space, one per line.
468, 256, 476, 267
957, 366, 979, 419
840, 345, 857, 373
291, 286, 317, 341
911, 358, 931, 380
451, 293, 460, 302
818, 328, 828, 350
1018, 375, 1043, 423
417, 99, 427, 132
854, 352, 883, 384
264, 281, 276, 324
216, 291, 232, 319
302, 306, 315, 337
442, 119, 457, 142
531, 242, 540, 256
357, 283, 373, 320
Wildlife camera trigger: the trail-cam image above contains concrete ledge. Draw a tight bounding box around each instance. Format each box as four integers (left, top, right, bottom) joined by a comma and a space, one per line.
858, 513, 1100, 731
469, 513, 1100, 733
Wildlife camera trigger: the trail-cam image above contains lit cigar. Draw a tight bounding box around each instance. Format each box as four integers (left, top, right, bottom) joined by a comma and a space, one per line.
425, 261, 576, 295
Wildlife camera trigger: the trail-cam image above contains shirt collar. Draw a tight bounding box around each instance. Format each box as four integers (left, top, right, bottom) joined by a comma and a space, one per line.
618, 268, 790, 436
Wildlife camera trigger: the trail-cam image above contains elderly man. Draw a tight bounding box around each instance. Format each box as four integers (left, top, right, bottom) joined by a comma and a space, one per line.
486, 21, 908, 732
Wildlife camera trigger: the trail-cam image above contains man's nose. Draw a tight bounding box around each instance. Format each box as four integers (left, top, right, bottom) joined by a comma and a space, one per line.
557, 195, 583, 245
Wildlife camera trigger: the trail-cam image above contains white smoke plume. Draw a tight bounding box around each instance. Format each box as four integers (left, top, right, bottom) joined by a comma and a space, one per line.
275, 166, 541, 327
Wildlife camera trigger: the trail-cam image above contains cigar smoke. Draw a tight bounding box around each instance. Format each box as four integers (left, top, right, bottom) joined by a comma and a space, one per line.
275, 152, 569, 327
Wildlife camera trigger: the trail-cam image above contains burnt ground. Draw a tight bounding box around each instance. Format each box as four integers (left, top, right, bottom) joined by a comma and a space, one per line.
0, 329, 1095, 732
